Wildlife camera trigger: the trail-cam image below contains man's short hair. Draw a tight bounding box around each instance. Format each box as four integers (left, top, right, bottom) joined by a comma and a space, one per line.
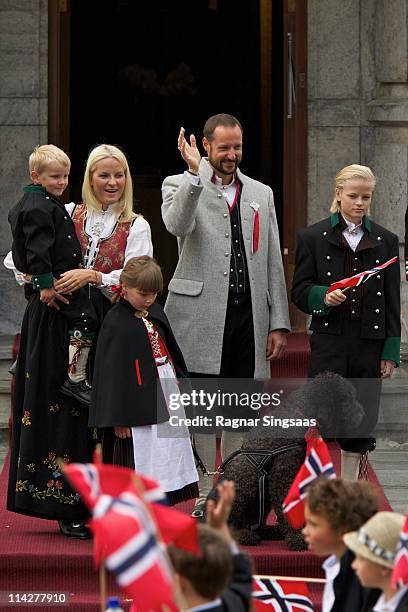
168, 524, 233, 599
203, 113, 243, 141
306, 477, 379, 532
29, 144, 70, 174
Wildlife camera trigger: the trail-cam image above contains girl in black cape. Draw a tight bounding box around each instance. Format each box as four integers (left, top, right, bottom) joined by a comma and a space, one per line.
89, 256, 199, 505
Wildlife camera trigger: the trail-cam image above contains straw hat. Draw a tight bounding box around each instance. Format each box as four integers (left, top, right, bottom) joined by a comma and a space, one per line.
343, 511, 405, 569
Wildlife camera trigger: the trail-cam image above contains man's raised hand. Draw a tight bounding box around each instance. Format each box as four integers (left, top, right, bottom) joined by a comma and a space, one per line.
178, 127, 201, 174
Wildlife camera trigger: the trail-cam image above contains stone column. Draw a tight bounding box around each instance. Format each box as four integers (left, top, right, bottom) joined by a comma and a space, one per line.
0, 0, 48, 333
308, 0, 362, 225
363, 0, 408, 343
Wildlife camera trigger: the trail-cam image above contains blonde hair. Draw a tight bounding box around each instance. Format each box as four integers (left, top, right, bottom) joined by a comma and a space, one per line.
330, 164, 376, 214
120, 256, 163, 293
82, 144, 136, 223
29, 144, 70, 175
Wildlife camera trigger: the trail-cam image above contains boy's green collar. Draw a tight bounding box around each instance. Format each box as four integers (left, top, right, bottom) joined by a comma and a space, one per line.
330, 211, 372, 232
23, 184, 46, 194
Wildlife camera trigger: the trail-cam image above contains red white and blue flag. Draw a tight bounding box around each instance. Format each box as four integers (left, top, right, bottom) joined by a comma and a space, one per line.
91, 489, 174, 612
64, 456, 167, 509
282, 437, 336, 529
64, 459, 198, 553
252, 577, 315, 611
64, 459, 198, 611
327, 256, 397, 293
392, 515, 408, 588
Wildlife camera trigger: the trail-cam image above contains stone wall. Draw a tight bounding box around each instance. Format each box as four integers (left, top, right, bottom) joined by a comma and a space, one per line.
308, 0, 408, 342
0, 0, 48, 333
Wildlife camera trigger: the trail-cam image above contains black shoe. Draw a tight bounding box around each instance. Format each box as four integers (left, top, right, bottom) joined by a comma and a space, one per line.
58, 520, 91, 539
60, 379, 91, 406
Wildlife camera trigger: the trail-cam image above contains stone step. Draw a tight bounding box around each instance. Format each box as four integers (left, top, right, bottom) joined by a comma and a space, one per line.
0, 394, 10, 429
370, 450, 408, 462
0, 335, 14, 432
383, 500, 408, 514
0, 335, 14, 360
368, 468, 408, 487
0, 364, 13, 393
374, 375, 408, 442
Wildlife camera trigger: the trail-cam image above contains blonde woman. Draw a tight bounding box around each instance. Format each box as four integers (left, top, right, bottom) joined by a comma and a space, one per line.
54, 144, 153, 313
292, 164, 400, 479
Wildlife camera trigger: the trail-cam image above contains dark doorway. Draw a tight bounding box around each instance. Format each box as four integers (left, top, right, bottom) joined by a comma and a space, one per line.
68, 0, 284, 292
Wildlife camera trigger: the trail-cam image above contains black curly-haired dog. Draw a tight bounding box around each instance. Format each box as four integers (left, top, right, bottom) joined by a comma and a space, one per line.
206, 372, 365, 550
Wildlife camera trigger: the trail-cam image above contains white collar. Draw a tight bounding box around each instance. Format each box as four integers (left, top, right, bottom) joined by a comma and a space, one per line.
373, 586, 408, 611
322, 554, 339, 570
90, 202, 121, 217
343, 216, 363, 233
188, 598, 222, 611
213, 174, 236, 190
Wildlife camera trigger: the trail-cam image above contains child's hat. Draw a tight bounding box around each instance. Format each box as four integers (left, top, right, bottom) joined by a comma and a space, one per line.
343, 511, 405, 569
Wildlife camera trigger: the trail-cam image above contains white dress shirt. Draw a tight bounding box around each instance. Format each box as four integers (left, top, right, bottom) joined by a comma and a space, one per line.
322, 554, 340, 612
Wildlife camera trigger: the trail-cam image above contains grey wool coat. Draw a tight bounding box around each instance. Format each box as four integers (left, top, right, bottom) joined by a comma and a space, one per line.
161, 159, 290, 378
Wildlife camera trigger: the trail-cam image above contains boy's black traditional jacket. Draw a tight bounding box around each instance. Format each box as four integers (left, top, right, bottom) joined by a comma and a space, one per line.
8, 184, 83, 289
89, 299, 188, 428
291, 212, 401, 365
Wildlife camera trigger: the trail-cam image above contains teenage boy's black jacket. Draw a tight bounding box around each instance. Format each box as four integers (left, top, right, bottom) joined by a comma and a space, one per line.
8, 184, 83, 289
89, 299, 188, 428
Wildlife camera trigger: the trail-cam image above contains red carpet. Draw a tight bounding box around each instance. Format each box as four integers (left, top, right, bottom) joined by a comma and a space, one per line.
1, 332, 391, 611
270, 332, 311, 378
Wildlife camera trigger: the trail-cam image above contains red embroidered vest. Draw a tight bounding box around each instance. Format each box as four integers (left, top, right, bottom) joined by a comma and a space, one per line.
72, 204, 132, 273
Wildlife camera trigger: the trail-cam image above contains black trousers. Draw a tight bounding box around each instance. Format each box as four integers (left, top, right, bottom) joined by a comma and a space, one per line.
190, 293, 256, 430
219, 293, 255, 378
308, 319, 383, 452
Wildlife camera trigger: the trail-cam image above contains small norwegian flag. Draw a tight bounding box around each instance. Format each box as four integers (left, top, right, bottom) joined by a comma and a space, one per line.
64, 459, 198, 553
64, 452, 167, 509
327, 256, 397, 293
392, 515, 408, 588
250, 201, 260, 255
64, 460, 199, 611
252, 576, 315, 611
91, 490, 174, 612
282, 437, 336, 529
